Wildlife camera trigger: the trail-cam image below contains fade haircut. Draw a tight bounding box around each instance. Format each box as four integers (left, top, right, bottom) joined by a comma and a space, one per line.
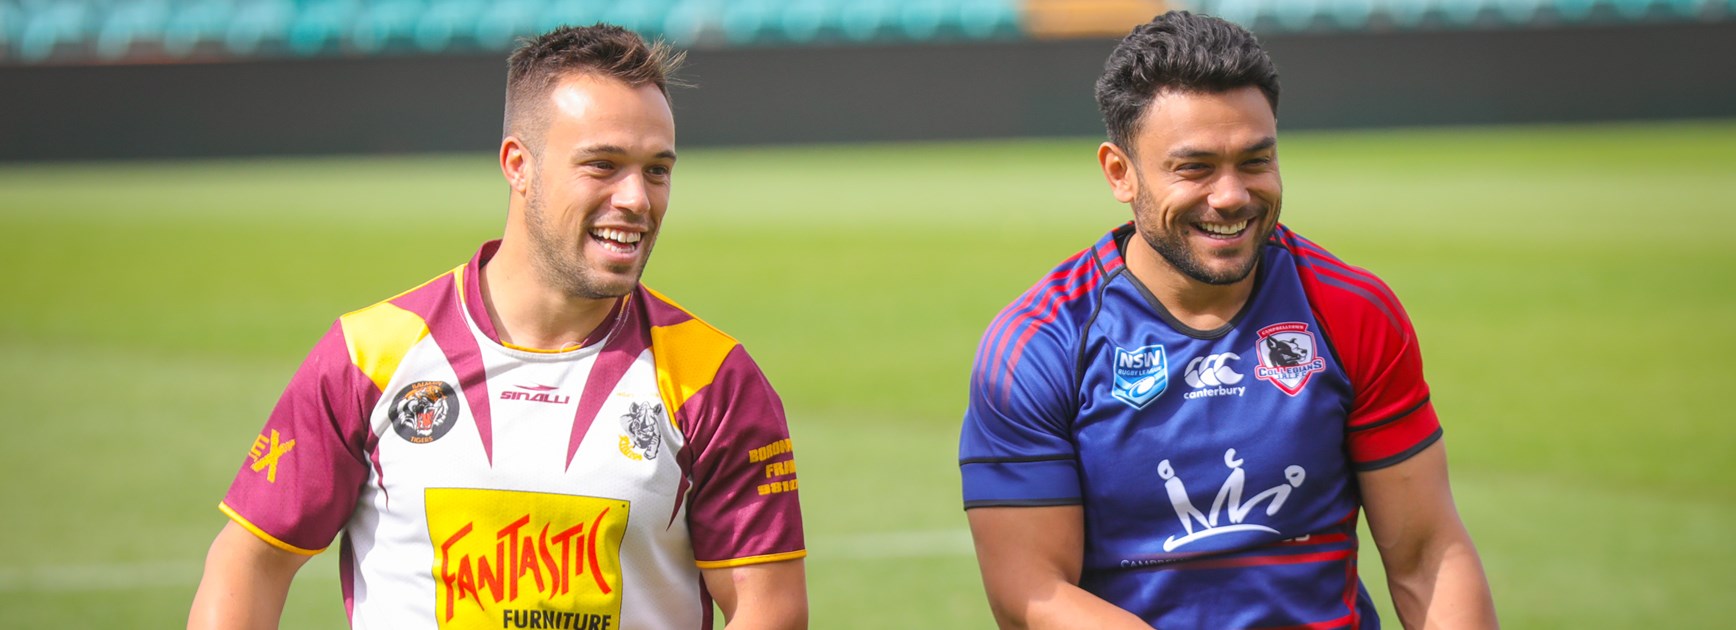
1095, 11, 1280, 153
503, 24, 685, 156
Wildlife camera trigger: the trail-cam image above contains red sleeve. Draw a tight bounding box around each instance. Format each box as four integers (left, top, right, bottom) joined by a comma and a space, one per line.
218, 321, 378, 554
1293, 239, 1443, 471
678, 345, 805, 567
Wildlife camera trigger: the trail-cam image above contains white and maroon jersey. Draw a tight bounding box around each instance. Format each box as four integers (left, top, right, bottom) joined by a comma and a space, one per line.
220, 241, 804, 630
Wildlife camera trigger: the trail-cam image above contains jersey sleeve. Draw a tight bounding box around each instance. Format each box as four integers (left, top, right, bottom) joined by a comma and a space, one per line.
218, 321, 378, 554
958, 319, 1081, 508
678, 345, 805, 568
1302, 257, 1443, 471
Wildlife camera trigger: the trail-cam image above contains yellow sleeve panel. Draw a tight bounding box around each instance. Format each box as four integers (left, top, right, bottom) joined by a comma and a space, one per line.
648, 317, 740, 431
338, 285, 439, 394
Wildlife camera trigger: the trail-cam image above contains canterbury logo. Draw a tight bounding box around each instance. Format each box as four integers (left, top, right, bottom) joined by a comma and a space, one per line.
1184, 353, 1244, 388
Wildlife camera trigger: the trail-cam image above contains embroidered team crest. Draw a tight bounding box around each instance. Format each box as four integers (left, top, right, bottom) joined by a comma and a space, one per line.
1254, 323, 1327, 396
617, 400, 665, 461
389, 380, 460, 444
1111, 344, 1169, 409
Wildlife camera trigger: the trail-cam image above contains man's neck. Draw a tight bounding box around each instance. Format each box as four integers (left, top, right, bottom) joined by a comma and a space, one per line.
1124, 238, 1256, 331
479, 239, 620, 351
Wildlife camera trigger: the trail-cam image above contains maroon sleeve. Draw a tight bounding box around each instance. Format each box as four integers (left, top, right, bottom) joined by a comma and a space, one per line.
219, 321, 379, 554
679, 345, 805, 567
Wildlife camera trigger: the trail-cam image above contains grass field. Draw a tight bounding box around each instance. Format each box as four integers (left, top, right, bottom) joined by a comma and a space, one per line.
1, 119, 1733, 628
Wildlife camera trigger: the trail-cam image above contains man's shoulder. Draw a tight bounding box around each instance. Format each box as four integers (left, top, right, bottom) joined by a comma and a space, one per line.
1268, 225, 1411, 337
983, 225, 1125, 342
336, 265, 462, 339
636, 284, 741, 348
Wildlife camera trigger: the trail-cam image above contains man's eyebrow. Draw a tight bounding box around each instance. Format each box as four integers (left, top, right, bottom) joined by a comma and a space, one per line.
1167, 136, 1278, 159
569, 144, 677, 162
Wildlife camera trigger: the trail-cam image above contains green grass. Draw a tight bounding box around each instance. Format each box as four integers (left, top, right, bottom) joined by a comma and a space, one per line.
2, 119, 1733, 627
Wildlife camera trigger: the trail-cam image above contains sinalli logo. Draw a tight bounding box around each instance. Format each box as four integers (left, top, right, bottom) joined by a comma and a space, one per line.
1111, 344, 1169, 409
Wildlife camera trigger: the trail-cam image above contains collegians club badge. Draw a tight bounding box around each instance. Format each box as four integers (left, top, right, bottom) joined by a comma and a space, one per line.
1254, 322, 1327, 396
390, 380, 461, 444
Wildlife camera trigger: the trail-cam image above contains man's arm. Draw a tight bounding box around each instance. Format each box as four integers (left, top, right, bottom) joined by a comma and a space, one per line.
187, 520, 314, 630
702, 559, 808, 630
1359, 441, 1498, 629
966, 506, 1149, 629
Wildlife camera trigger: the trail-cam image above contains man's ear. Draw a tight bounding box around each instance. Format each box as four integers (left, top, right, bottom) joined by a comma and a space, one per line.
1098, 142, 1138, 204
500, 135, 533, 194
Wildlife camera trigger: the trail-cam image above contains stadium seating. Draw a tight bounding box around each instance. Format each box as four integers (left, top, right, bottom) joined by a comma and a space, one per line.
0, 0, 1726, 64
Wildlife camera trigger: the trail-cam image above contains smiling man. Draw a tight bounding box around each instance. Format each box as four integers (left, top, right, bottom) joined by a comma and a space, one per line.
958, 12, 1497, 629
189, 25, 806, 630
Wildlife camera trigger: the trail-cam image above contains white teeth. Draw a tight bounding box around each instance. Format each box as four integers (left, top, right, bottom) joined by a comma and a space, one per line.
1200, 220, 1249, 236
590, 228, 642, 244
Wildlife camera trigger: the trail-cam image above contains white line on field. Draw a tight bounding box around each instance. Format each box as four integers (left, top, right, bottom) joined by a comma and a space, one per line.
0, 529, 973, 593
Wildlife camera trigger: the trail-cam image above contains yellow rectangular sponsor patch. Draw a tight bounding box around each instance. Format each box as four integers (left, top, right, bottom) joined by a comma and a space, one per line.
426, 488, 629, 629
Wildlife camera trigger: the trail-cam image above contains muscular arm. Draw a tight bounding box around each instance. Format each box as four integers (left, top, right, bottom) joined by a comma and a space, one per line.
966, 506, 1150, 630
702, 558, 808, 630
187, 521, 314, 630
1359, 441, 1498, 629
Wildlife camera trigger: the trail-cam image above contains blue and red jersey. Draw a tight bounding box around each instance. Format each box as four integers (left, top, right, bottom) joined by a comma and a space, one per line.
959, 223, 1442, 628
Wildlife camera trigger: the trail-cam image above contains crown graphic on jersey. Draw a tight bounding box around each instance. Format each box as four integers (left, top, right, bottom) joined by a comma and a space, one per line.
1157, 449, 1306, 552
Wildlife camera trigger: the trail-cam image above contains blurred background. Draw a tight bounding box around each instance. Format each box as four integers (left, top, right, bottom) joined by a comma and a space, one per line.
1, 0, 1733, 627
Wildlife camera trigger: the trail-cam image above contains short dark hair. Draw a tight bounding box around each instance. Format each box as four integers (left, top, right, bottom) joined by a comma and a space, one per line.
1094, 11, 1280, 152
503, 24, 685, 154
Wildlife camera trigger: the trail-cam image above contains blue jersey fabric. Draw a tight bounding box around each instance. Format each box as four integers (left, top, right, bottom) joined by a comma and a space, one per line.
960, 223, 1442, 629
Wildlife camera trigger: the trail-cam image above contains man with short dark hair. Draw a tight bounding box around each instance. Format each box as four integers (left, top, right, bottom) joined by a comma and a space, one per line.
959, 12, 1497, 628
190, 24, 807, 629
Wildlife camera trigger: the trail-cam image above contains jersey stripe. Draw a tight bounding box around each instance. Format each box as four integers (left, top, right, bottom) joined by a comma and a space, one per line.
980, 249, 1093, 389
692, 549, 808, 569
567, 295, 653, 470
1295, 261, 1402, 333
980, 250, 1102, 401
1284, 231, 1404, 328
1001, 262, 1102, 396
391, 268, 497, 465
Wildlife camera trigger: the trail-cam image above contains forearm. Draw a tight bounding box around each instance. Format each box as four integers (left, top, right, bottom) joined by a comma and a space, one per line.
1383, 529, 1498, 629
989, 580, 1151, 630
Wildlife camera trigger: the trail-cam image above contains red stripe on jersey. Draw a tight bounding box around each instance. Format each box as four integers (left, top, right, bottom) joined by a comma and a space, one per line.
1000, 262, 1102, 397
1259, 611, 1357, 630
982, 249, 1090, 369
1094, 230, 1126, 273
1169, 549, 1352, 572
981, 250, 1096, 398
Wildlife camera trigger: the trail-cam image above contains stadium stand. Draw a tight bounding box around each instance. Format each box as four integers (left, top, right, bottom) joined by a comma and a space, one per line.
2, 0, 1730, 64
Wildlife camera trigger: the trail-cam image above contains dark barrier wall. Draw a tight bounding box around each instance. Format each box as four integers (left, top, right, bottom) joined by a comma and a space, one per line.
2, 20, 1733, 161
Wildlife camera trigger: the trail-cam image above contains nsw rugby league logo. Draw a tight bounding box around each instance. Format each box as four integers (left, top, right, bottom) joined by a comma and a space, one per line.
1111, 344, 1169, 409
389, 380, 460, 444
1254, 323, 1327, 396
